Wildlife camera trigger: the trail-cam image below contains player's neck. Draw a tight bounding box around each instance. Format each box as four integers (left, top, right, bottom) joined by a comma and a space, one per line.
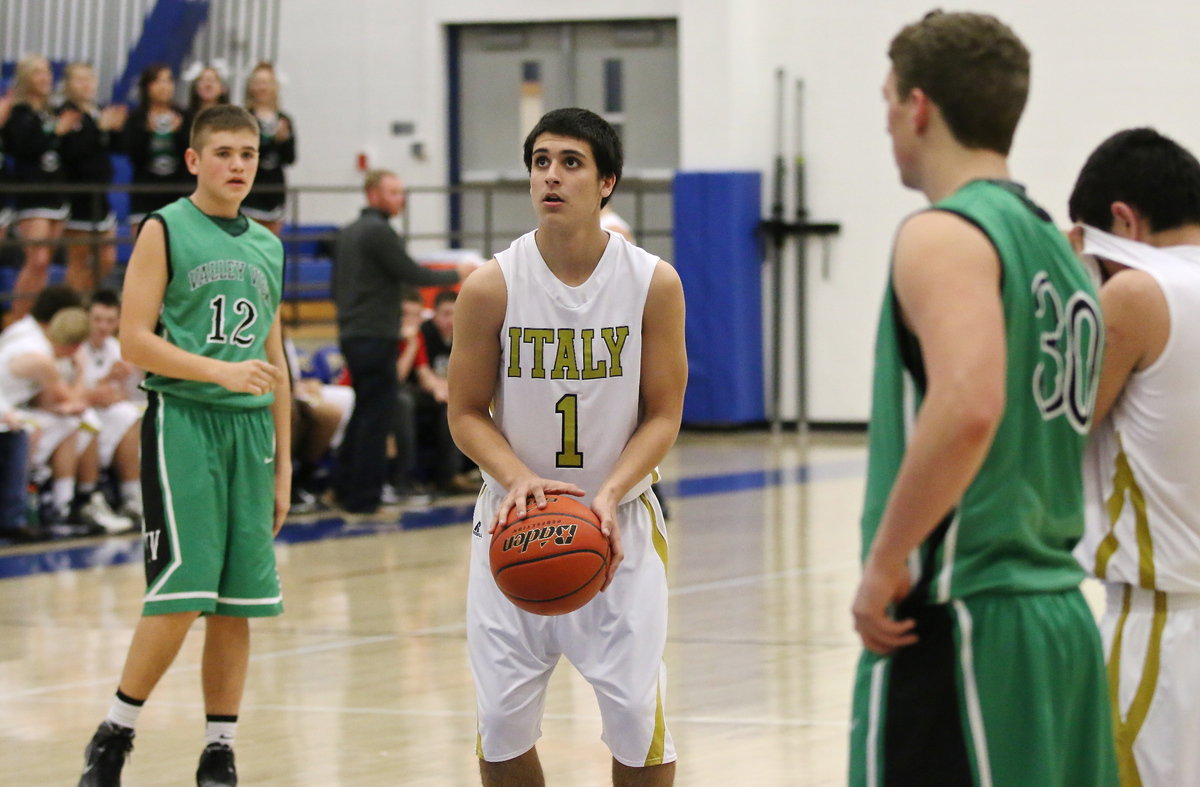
189, 189, 241, 219
918, 148, 1010, 204
1146, 225, 1200, 249
533, 224, 611, 285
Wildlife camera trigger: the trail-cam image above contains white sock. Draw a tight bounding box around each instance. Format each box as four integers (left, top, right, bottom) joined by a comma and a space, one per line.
205, 716, 237, 747
52, 478, 74, 514
106, 690, 144, 730
120, 481, 142, 511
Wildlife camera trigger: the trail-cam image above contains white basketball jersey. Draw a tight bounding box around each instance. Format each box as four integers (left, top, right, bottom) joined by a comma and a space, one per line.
0, 324, 52, 407
483, 229, 657, 505
1075, 244, 1200, 593
80, 336, 121, 388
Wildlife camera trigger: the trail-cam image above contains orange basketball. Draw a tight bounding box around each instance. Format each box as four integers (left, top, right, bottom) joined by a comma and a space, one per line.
489, 495, 610, 616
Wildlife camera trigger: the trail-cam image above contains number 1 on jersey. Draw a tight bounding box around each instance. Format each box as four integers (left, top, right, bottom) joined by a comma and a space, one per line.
555, 394, 584, 468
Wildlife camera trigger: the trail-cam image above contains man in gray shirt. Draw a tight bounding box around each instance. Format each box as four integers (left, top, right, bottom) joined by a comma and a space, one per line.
331, 169, 474, 513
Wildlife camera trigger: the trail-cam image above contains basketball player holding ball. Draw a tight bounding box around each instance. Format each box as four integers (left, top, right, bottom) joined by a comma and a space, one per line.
448, 107, 687, 786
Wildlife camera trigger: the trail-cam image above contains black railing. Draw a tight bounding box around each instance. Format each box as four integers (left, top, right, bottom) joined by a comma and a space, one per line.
0, 178, 674, 321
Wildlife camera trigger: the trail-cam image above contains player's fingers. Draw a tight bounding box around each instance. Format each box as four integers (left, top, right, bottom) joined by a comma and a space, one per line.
493, 499, 516, 532
858, 631, 896, 656
601, 525, 623, 591
855, 614, 917, 653
529, 488, 548, 510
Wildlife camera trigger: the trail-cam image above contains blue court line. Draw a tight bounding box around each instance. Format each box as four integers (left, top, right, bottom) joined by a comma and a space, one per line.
0, 457, 866, 581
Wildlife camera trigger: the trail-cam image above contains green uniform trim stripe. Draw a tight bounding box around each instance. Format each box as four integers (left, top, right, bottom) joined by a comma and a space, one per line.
865, 657, 889, 785
952, 600, 994, 787
146, 394, 185, 599
1108, 586, 1167, 787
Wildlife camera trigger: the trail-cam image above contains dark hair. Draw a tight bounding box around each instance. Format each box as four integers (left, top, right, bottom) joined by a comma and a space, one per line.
522, 107, 623, 207
1068, 128, 1200, 232
31, 284, 84, 324
889, 10, 1029, 155
400, 286, 424, 305
432, 289, 458, 308
190, 104, 260, 150
136, 63, 174, 108
89, 288, 121, 309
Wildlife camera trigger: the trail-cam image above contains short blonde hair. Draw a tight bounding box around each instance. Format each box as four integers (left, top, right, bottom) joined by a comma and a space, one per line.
363, 169, 397, 192
13, 54, 50, 104
47, 308, 90, 346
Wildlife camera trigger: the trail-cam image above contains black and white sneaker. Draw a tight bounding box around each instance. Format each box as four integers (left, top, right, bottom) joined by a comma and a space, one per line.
76, 492, 137, 534
78, 720, 134, 786
196, 742, 237, 786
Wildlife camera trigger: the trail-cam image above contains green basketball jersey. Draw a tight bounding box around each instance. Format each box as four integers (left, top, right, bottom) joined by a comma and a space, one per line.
861, 179, 1103, 600
142, 197, 283, 409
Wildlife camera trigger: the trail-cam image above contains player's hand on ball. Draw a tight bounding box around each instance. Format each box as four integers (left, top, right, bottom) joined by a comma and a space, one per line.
590, 492, 624, 590
492, 475, 585, 534
219, 359, 279, 396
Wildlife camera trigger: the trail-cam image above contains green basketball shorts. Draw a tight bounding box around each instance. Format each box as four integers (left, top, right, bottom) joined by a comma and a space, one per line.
849, 588, 1117, 786
139, 392, 283, 617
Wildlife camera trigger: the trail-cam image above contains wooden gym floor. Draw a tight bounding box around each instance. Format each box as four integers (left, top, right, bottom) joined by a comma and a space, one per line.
0, 430, 876, 785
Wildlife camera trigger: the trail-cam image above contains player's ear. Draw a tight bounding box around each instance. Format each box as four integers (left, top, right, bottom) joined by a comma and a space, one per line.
599, 174, 616, 200
184, 147, 200, 176
910, 87, 931, 133
1110, 202, 1146, 241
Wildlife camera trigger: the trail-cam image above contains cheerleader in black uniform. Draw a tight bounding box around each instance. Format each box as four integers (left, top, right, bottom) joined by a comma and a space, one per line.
185, 63, 229, 117
121, 64, 188, 226
242, 62, 295, 236
60, 63, 128, 291
0, 87, 13, 241
2, 55, 79, 320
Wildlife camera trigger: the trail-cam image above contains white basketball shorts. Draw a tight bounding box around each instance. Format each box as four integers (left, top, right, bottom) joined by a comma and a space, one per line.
94, 401, 143, 467
1102, 583, 1200, 787
466, 484, 675, 768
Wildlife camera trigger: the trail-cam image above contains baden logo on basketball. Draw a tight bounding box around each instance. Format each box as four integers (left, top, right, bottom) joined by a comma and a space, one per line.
502, 523, 578, 554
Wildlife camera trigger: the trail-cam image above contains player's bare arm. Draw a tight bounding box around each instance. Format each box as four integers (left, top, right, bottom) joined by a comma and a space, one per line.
1091, 268, 1168, 425
447, 259, 584, 531
11, 353, 85, 413
265, 312, 292, 534
853, 211, 1006, 655
119, 219, 279, 396
591, 259, 686, 589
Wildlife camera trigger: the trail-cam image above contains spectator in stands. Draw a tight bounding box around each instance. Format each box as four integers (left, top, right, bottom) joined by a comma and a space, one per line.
600, 204, 635, 242
0, 83, 14, 247
242, 62, 294, 236
0, 386, 37, 541
185, 63, 229, 118
2, 55, 79, 322
60, 63, 127, 292
77, 289, 143, 522
0, 286, 133, 535
122, 64, 189, 226
330, 169, 476, 514
388, 287, 430, 502
285, 334, 354, 512
415, 288, 477, 494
